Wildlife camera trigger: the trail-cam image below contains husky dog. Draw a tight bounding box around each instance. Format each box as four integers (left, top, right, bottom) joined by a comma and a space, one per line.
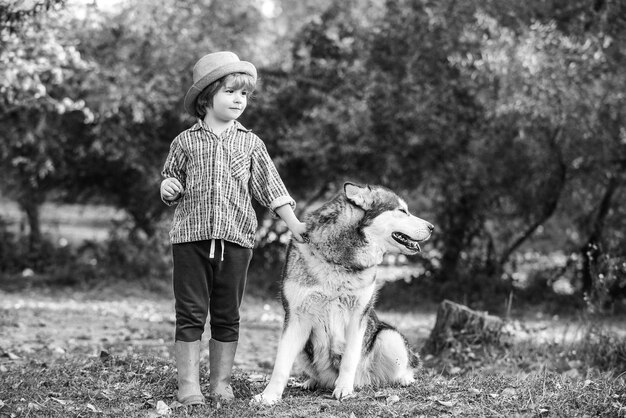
253, 183, 434, 405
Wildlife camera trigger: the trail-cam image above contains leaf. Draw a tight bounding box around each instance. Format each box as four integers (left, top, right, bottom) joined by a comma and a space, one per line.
437, 400, 457, 408
501, 387, 517, 397
155, 400, 170, 416
86, 403, 101, 413
386, 395, 400, 405
7, 352, 20, 360
50, 397, 69, 405
28, 402, 42, 411
448, 366, 462, 375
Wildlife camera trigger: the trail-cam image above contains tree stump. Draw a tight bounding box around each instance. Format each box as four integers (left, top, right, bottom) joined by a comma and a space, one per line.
423, 299, 504, 355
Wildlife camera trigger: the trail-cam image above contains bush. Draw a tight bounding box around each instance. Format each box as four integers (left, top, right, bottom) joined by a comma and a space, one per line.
75, 220, 172, 284
0, 219, 172, 290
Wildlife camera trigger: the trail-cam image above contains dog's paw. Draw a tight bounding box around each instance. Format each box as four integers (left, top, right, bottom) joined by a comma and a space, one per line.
297, 378, 318, 390
397, 372, 415, 386
251, 392, 281, 406
332, 386, 355, 400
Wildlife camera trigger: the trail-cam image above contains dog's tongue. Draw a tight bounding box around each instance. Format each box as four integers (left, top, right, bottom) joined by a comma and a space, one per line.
392, 232, 421, 252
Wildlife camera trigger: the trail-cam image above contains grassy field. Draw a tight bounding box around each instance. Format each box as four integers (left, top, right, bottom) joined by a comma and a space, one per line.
0, 285, 625, 418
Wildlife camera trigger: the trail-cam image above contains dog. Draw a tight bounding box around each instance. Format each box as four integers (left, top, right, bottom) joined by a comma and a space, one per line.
253, 182, 434, 405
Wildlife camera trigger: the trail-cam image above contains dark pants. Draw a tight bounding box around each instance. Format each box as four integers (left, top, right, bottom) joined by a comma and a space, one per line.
172, 239, 252, 343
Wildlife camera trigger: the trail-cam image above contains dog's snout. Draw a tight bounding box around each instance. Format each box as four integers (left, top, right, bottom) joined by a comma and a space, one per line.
427, 223, 434, 232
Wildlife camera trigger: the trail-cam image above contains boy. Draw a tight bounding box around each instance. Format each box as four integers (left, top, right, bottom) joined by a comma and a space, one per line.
160, 51, 306, 406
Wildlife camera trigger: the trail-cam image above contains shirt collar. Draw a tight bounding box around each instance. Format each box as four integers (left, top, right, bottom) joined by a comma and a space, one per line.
190, 119, 251, 133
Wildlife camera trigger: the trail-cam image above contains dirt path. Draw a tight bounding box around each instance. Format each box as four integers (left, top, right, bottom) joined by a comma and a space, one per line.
0, 287, 436, 374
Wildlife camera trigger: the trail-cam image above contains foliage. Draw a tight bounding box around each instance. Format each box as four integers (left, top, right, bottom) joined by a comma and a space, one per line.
1, 0, 626, 308
0, 5, 94, 248
0, 0, 65, 31
0, 218, 171, 288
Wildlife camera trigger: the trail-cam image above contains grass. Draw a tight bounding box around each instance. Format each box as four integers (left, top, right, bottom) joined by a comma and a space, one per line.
1, 358, 624, 417
1, 341, 625, 417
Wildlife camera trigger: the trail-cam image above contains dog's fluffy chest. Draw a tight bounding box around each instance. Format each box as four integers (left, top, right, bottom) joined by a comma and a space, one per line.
282, 246, 377, 320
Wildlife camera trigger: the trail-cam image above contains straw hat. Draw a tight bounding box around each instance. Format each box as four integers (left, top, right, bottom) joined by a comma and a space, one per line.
183, 51, 257, 116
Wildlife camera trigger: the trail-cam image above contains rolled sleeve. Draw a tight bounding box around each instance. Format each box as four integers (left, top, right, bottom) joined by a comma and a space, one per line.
269, 195, 296, 217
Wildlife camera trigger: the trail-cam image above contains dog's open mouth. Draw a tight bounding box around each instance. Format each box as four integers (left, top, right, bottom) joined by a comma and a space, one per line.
392, 232, 421, 252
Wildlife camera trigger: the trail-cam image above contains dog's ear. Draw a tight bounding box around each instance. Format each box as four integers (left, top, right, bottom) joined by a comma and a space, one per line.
344, 182, 373, 210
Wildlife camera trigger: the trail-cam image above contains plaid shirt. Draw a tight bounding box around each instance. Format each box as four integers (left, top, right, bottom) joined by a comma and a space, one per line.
161, 119, 295, 247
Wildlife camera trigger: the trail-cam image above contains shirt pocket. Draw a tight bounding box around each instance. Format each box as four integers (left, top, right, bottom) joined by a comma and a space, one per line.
230, 151, 251, 182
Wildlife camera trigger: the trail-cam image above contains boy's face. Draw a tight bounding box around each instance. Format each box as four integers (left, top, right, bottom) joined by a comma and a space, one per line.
208, 83, 248, 123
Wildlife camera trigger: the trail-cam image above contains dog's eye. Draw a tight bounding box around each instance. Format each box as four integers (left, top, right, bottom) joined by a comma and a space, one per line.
399, 208, 409, 215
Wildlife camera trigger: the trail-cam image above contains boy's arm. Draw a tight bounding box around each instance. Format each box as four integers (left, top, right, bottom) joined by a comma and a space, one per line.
275, 204, 307, 242
161, 137, 187, 206
249, 138, 306, 240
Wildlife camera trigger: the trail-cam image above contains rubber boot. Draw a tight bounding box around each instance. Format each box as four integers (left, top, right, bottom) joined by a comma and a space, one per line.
209, 339, 238, 401
174, 340, 205, 406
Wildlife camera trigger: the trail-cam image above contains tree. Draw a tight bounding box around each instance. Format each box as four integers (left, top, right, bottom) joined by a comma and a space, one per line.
0, 4, 93, 250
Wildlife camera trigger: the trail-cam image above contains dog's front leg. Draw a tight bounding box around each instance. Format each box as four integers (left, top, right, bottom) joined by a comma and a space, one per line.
252, 317, 311, 405
333, 314, 366, 400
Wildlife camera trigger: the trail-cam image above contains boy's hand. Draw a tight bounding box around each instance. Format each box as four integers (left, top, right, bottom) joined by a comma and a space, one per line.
289, 221, 308, 243
160, 178, 183, 201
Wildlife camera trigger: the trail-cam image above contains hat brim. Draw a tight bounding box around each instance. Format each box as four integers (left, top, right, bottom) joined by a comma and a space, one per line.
183, 61, 257, 117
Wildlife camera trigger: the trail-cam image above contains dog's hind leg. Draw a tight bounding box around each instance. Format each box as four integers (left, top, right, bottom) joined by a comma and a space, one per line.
367, 329, 416, 386
253, 318, 312, 405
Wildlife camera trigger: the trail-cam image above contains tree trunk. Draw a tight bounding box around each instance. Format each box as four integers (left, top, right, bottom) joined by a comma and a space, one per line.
581, 175, 618, 294
19, 197, 42, 253
423, 299, 504, 355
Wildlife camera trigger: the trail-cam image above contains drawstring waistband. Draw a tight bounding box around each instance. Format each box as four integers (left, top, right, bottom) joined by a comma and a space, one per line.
209, 239, 225, 261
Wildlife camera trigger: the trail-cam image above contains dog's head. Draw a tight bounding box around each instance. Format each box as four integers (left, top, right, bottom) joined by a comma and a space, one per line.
344, 182, 433, 256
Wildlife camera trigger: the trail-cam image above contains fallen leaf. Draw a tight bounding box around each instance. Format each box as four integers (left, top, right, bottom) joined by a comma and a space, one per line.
28, 402, 42, 411
502, 388, 517, 397
437, 400, 457, 408
50, 397, 69, 405
155, 400, 170, 416
247, 374, 266, 382
373, 391, 387, 399
86, 403, 101, 413
0, 400, 5, 408
7, 352, 20, 360
448, 366, 461, 375
169, 400, 184, 410
387, 395, 400, 405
